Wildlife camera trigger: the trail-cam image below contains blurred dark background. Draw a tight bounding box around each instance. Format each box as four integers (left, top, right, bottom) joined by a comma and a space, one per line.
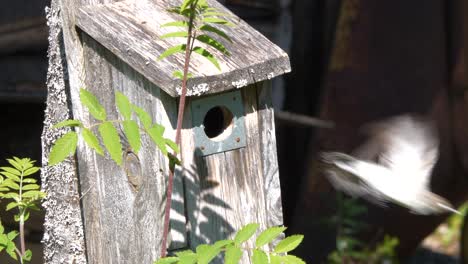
2, 0, 468, 263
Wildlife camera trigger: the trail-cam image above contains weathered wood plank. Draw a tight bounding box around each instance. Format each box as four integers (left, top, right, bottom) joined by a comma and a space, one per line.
75, 0, 290, 97
76, 34, 180, 264
181, 83, 282, 263
43, 0, 184, 263
41, 1, 87, 263
256, 81, 283, 228
44, 1, 285, 263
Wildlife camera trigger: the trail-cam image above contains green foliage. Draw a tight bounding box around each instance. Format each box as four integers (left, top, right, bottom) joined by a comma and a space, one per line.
80, 88, 107, 121
160, 0, 234, 74
234, 223, 259, 245
99, 122, 123, 165
0, 157, 45, 263
155, 224, 305, 264
426, 202, 468, 250
48, 131, 78, 166
49, 89, 179, 167
327, 195, 399, 263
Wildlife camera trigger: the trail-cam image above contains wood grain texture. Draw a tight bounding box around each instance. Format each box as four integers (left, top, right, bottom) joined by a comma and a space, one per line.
76, 34, 181, 264
180, 82, 283, 263
44, 0, 285, 263
43, 0, 185, 262
75, 0, 291, 97
256, 81, 283, 228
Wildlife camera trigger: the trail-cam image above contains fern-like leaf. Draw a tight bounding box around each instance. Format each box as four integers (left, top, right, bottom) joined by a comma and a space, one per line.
159, 44, 187, 60
196, 34, 230, 55
199, 24, 232, 43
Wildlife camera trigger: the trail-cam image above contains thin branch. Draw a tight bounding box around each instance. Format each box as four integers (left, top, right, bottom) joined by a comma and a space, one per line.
160, 1, 197, 257
274, 110, 335, 129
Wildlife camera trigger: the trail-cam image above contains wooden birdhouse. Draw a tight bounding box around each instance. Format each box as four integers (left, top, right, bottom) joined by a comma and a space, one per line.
48, 0, 290, 262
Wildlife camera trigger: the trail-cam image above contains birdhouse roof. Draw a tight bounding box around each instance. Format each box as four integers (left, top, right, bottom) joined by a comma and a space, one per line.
75, 0, 291, 97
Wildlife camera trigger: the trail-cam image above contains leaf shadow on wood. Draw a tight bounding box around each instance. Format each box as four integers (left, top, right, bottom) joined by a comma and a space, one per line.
167, 147, 235, 253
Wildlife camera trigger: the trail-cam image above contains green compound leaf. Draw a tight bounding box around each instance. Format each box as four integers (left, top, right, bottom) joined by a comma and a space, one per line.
48, 131, 78, 166
202, 17, 234, 26
7, 231, 18, 240
199, 24, 232, 43
17, 157, 33, 167
22, 178, 37, 184
2, 180, 19, 190
181, 0, 196, 10
22, 184, 40, 191
133, 105, 153, 130
159, 44, 186, 60
165, 139, 180, 154
53, 119, 83, 129
193, 46, 220, 70
22, 190, 44, 199
5, 239, 17, 260
0, 172, 20, 182
22, 249, 32, 262
224, 246, 242, 264
213, 239, 234, 249
0, 167, 20, 176
154, 257, 179, 264
234, 223, 259, 245
274, 235, 304, 253
270, 255, 282, 264
252, 249, 268, 264
115, 92, 132, 120
6, 158, 21, 171
99, 122, 123, 166
1, 192, 19, 200
175, 250, 197, 264
23, 167, 40, 176
196, 244, 221, 264
196, 34, 230, 55
203, 11, 231, 17
5, 202, 18, 211
123, 120, 141, 154
147, 125, 168, 156
281, 255, 306, 264
82, 128, 104, 156
255, 226, 287, 247
80, 88, 107, 121
161, 21, 189, 28
161, 31, 189, 39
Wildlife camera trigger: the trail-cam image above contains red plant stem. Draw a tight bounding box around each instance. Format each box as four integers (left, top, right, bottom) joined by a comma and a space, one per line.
160, 4, 196, 257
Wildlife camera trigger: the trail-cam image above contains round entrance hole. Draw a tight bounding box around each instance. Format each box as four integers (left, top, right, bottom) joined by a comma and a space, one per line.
203, 106, 234, 141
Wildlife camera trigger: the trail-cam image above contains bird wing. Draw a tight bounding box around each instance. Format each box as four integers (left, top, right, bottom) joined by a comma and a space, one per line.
366, 115, 439, 190
321, 152, 389, 206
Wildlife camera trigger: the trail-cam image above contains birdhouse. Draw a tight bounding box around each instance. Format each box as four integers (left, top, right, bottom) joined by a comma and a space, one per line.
69, 0, 290, 261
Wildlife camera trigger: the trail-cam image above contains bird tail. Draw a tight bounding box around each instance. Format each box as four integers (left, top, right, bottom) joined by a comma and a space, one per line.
414, 191, 460, 215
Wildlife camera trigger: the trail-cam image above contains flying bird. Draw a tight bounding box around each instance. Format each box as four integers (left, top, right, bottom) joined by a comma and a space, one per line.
321, 115, 460, 215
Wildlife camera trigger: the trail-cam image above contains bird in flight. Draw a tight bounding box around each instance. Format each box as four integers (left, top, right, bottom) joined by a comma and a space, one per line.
321, 115, 460, 215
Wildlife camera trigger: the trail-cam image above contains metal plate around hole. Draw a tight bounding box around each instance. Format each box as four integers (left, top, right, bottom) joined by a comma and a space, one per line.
191, 90, 246, 156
